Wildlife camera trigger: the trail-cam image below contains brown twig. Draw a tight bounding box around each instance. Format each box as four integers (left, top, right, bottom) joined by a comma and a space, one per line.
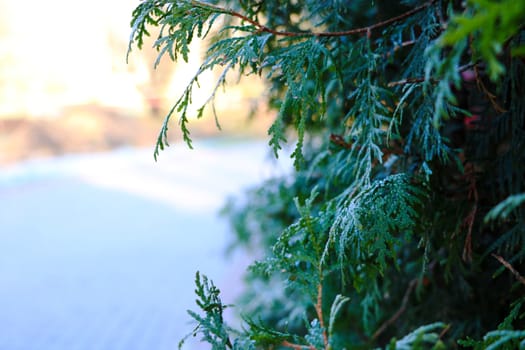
461, 203, 476, 262
315, 282, 329, 349
387, 77, 429, 87
439, 324, 451, 340
384, 40, 417, 59
279, 284, 328, 350
281, 340, 316, 350
372, 278, 418, 340
192, 0, 437, 38
434, 0, 447, 30
462, 164, 478, 263
473, 64, 507, 114
330, 134, 352, 149
387, 62, 480, 87
492, 254, 525, 286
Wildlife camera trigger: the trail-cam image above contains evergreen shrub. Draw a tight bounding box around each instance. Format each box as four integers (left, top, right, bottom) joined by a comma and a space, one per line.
128, 0, 525, 348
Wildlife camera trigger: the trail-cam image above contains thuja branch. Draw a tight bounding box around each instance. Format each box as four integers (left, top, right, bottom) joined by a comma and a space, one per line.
190, 0, 437, 37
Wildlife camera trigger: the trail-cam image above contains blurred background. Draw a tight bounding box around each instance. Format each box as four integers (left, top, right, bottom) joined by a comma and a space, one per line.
0, 0, 272, 163
0, 0, 286, 349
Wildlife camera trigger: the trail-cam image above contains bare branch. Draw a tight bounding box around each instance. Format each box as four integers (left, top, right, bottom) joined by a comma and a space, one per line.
492, 254, 525, 286
191, 0, 437, 38
281, 340, 316, 350
315, 282, 329, 349
372, 279, 418, 340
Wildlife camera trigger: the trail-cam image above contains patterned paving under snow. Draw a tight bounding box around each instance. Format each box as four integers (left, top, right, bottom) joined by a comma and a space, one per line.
0, 140, 290, 350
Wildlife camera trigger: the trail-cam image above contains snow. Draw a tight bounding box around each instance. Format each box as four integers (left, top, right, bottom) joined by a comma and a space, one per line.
0, 140, 291, 350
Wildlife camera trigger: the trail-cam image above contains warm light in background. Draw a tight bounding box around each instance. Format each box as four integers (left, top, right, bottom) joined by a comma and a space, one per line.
0, 0, 264, 117
0, 0, 269, 165
0, 0, 158, 116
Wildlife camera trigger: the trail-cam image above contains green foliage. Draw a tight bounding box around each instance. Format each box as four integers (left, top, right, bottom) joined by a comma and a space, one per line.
386, 323, 447, 350
326, 174, 427, 276
129, 0, 525, 349
179, 272, 236, 349
485, 193, 525, 223
459, 298, 525, 350
438, 0, 525, 81
184, 272, 448, 350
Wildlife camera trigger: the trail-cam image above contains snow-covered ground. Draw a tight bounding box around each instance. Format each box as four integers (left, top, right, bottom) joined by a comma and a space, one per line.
0, 140, 291, 350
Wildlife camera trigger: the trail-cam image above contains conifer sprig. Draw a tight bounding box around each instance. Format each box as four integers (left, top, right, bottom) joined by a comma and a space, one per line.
128, 0, 443, 162
179, 272, 235, 349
